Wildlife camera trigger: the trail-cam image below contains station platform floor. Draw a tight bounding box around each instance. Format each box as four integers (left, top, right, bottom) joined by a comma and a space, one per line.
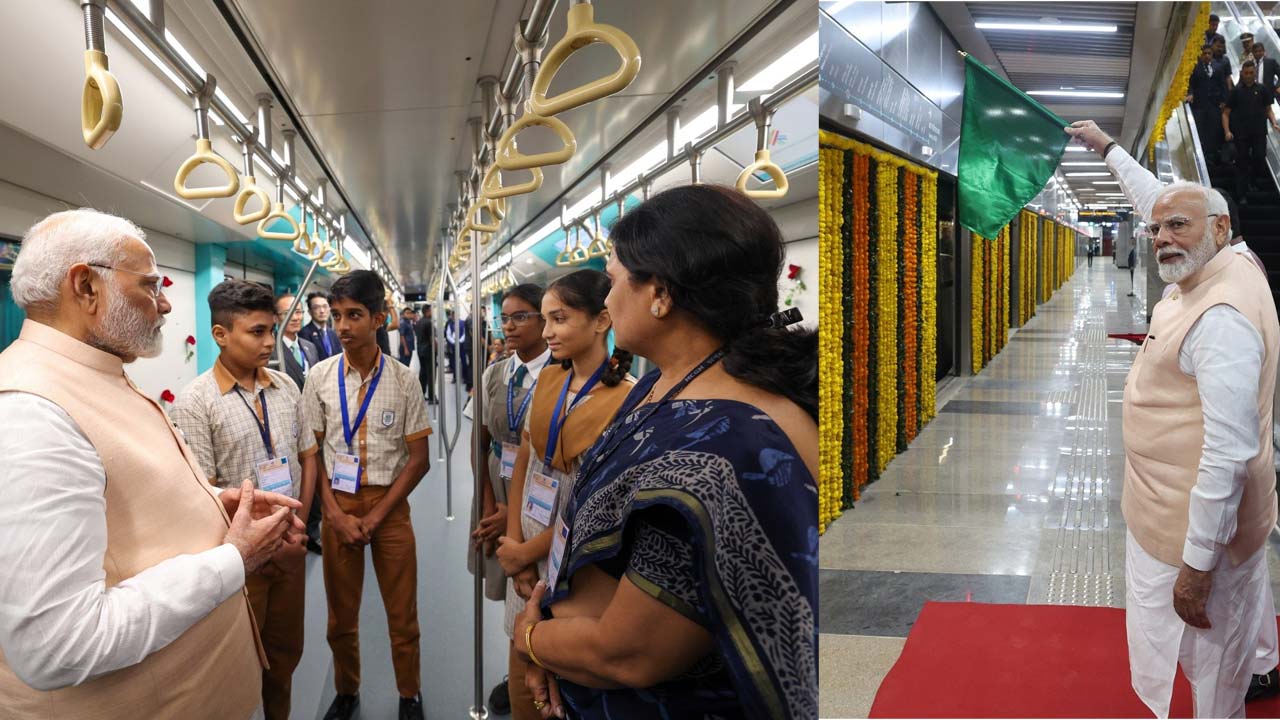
287, 377, 512, 719
818, 257, 1280, 718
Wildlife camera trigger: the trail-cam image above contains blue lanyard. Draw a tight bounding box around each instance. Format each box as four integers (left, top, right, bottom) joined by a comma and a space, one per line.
233, 386, 274, 459
339, 354, 385, 455
508, 355, 554, 436
543, 361, 607, 469
578, 348, 726, 488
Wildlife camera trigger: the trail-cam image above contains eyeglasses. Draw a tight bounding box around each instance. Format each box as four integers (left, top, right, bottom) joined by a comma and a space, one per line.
89, 264, 166, 298
500, 311, 542, 326
1147, 214, 1220, 238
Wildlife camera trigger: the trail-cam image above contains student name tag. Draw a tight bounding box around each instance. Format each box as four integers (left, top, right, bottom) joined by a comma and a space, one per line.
522, 465, 562, 527
500, 442, 519, 481
255, 457, 293, 497
546, 517, 570, 591
331, 452, 360, 494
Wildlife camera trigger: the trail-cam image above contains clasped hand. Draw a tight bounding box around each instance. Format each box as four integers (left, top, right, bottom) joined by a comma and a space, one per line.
222, 480, 305, 573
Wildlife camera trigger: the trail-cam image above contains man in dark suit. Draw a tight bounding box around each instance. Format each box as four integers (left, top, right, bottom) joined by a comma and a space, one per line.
1188, 44, 1230, 159
1223, 60, 1280, 204
274, 294, 319, 390
1205, 14, 1225, 48
1251, 41, 1280, 100
299, 291, 340, 360
414, 305, 437, 404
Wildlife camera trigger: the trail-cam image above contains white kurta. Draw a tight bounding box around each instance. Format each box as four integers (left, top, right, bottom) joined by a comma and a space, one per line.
1125, 302, 1279, 717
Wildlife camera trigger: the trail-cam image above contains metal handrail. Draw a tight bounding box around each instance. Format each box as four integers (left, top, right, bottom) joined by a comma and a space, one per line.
462, 64, 817, 284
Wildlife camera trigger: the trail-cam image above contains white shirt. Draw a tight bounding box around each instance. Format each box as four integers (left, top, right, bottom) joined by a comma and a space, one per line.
1176, 303, 1266, 571
0, 393, 244, 690
1104, 144, 1164, 220
462, 346, 553, 422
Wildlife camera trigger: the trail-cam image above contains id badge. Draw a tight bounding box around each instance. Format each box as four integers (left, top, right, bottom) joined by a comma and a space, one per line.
255, 457, 293, 497
522, 465, 561, 527
331, 452, 360, 494
500, 442, 519, 481
546, 517, 570, 591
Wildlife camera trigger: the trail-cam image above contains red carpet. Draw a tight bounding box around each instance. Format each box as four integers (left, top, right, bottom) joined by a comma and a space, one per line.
868, 602, 1280, 718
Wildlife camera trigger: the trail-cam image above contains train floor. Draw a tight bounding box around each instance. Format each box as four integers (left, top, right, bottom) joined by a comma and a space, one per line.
817, 257, 1280, 718
289, 376, 511, 719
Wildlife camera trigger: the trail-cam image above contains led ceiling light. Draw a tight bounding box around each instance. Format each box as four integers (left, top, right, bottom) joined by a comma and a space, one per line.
975, 21, 1118, 33
1066, 172, 1111, 177
1027, 90, 1125, 98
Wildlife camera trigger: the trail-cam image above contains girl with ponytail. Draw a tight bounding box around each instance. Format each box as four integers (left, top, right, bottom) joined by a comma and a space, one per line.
495, 269, 635, 720
514, 185, 817, 720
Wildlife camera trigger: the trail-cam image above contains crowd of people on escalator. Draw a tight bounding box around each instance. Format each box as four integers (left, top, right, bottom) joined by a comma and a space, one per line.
1187, 14, 1280, 206
0, 184, 819, 720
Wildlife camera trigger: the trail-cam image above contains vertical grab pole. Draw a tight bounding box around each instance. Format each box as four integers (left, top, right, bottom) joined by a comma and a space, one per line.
469, 223, 489, 719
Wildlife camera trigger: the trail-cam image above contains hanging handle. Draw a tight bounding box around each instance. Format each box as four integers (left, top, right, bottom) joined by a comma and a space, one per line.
735, 98, 788, 199
173, 75, 240, 199
529, 3, 642, 118
587, 213, 609, 257
258, 201, 302, 240
82, 50, 122, 150
495, 114, 577, 171
481, 161, 544, 200
233, 137, 271, 223
464, 199, 501, 234
80, 2, 121, 150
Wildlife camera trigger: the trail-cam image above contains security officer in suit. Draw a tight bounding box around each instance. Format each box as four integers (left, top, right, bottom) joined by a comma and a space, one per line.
275, 294, 319, 391
300, 291, 341, 360
1251, 41, 1280, 101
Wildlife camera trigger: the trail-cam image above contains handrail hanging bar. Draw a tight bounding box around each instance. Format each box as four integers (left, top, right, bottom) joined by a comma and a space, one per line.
735, 97, 789, 199
686, 142, 703, 184
234, 130, 272, 223
529, 0, 642, 118
716, 61, 736, 129
587, 164, 610, 256
106, 2, 361, 252
496, 27, 576, 173
666, 107, 682, 161
173, 73, 241, 199
80, 0, 123, 150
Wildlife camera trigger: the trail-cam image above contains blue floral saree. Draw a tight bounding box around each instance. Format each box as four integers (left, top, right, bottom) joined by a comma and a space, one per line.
544, 369, 818, 719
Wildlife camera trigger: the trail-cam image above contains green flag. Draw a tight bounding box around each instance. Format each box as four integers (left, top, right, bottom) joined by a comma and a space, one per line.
958, 54, 1069, 239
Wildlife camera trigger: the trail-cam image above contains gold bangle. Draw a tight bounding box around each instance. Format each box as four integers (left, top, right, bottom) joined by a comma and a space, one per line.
526, 620, 548, 670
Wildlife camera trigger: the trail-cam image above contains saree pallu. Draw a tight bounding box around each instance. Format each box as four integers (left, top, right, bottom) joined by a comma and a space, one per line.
544, 371, 819, 719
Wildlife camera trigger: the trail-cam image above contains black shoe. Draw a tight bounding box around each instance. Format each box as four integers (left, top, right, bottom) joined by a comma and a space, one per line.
399, 694, 425, 720
323, 693, 359, 720
1248, 668, 1280, 702
306, 538, 323, 555
489, 677, 511, 715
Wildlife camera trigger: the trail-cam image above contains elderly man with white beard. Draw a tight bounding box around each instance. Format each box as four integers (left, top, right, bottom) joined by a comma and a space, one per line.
0, 208, 306, 720
1115, 182, 1280, 719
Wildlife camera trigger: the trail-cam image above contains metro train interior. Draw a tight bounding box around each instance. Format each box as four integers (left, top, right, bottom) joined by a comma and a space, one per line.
0, 1, 818, 718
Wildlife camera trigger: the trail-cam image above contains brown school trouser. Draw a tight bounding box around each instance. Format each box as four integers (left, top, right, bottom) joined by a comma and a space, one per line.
322, 485, 421, 697
245, 561, 306, 720
510, 642, 541, 720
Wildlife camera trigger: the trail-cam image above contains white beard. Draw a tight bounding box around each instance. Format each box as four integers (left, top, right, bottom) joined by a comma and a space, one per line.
1156, 229, 1219, 284
88, 279, 165, 360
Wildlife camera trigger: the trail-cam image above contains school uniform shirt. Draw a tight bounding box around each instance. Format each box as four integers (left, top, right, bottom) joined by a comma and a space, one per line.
171, 360, 317, 497
302, 350, 432, 487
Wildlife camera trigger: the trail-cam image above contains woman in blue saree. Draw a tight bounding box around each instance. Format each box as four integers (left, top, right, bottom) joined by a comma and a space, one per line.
511, 185, 818, 719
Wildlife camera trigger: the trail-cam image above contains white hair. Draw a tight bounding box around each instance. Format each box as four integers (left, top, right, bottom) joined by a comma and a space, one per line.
11, 208, 145, 312
1153, 181, 1232, 238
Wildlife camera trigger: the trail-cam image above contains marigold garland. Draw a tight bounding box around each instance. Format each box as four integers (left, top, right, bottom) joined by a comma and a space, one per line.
818, 129, 939, 528
1149, 3, 1212, 161
971, 226, 1012, 373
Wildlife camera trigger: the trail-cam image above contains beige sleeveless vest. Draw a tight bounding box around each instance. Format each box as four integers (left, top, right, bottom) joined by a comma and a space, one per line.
0, 321, 263, 719
1122, 248, 1279, 568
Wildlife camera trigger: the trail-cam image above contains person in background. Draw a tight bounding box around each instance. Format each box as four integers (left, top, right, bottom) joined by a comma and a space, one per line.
301, 291, 340, 360
276, 293, 319, 391
376, 291, 394, 357
1251, 41, 1280, 101
1213, 37, 1236, 93
415, 304, 438, 404
445, 309, 459, 377
1205, 13, 1225, 48
0, 208, 303, 719
1240, 32, 1255, 64
466, 284, 552, 718
460, 312, 477, 395
172, 279, 318, 720
302, 270, 433, 720
1223, 60, 1280, 206
489, 337, 508, 366
497, 270, 636, 720
1087, 242, 1095, 268
398, 307, 417, 366
514, 185, 818, 719
1188, 44, 1229, 160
